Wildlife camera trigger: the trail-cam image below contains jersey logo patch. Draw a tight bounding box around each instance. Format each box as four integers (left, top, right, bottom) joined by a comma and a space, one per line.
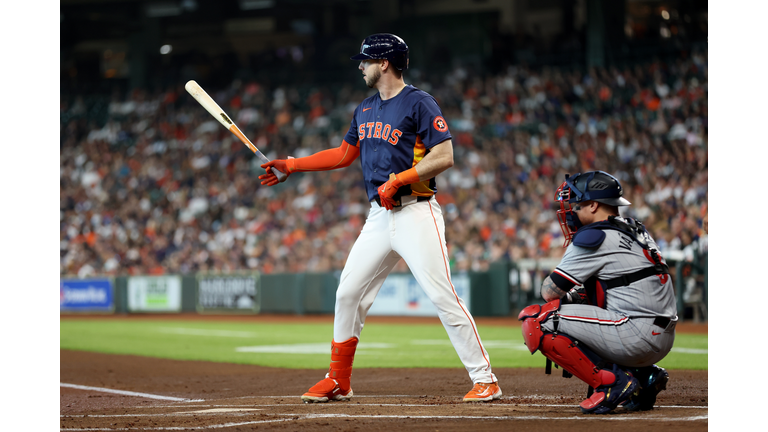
433, 116, 448, 132
363, 107, 372, 112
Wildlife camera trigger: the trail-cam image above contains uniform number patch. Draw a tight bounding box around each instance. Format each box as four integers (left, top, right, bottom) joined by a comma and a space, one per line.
433, 116, 448, 132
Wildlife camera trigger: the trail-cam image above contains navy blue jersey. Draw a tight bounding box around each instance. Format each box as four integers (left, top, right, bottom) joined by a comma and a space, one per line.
343, 85, 452, 201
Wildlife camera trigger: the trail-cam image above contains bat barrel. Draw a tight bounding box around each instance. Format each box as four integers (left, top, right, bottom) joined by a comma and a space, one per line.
185, 80, 288, 183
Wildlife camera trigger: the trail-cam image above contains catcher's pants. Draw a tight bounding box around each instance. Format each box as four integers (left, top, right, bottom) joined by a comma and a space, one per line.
541, 304, 677, 367
333, 196, 496, 384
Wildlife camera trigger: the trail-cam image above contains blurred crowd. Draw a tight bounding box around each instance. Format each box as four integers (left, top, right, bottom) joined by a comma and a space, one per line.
60, 52, 708, 277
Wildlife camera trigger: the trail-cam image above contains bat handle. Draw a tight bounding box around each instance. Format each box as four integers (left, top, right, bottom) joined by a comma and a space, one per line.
254, 151, 288, 183
272, 168, 288, 183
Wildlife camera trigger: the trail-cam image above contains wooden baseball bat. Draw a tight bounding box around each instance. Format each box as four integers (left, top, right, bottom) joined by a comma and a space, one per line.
184, 80, 287, 182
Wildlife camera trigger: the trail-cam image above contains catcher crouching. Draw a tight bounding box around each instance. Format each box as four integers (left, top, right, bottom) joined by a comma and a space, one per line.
519, 171, 677, 414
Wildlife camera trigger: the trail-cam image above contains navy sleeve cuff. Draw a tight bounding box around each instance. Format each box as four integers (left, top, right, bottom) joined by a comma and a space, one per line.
549, 271, 577, 292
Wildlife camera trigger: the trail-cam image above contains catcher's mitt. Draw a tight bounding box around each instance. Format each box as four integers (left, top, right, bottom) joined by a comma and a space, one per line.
562, 286, 589, 305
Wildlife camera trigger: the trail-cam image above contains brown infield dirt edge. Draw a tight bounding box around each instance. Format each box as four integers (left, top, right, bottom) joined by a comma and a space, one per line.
60, 314, 708, 431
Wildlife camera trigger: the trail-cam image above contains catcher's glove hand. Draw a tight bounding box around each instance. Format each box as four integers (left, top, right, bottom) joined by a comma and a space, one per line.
563, 286, 589, 305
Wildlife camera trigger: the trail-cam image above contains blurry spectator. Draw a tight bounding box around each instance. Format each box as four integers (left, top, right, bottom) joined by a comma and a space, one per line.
60, 55, 707, 276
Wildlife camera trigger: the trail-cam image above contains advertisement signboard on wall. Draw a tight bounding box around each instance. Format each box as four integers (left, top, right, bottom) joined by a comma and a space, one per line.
367, 273, 471, 316
127, 276, 182, 312
196, 273, 260, 313
60, 278, 114, 313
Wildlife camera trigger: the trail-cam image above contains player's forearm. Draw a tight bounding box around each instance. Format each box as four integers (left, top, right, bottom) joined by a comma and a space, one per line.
412, 139, 454, 181
289, 141, 360, 172
541, 276, 567, 302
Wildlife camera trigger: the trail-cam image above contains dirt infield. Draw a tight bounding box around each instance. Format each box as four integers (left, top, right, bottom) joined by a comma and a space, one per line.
60, 315, 707, 431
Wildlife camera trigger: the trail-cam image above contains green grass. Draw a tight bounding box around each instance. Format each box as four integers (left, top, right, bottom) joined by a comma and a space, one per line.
60, 319, 707, 370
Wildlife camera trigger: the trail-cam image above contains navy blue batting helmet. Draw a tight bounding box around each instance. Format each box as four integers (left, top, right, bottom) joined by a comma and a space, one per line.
350, 33, 409, 70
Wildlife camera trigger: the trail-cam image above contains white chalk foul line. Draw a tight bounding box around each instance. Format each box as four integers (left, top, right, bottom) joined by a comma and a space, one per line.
59, 412, 708, 430
498, 403, 708, 409
157, 402, 708, 410
59, 417, 297, 431
231, 394, 421, 398
62, 411, 262, 418
291, 402, 709, 409
295, 413, 708, 421
224, 395, 709, 408
131, 401, 709, 410
60, 383, 201, 402
293, 413, 708, 421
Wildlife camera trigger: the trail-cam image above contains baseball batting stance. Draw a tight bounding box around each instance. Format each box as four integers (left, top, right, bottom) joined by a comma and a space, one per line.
259, 33, 500, 403
519, 171, 677, 414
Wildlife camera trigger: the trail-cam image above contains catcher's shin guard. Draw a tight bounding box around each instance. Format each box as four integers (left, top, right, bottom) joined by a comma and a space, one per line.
539, 333, 611, 389
301, 337, 358, 403
539, 335, 637, 414
519, 300, 637, 413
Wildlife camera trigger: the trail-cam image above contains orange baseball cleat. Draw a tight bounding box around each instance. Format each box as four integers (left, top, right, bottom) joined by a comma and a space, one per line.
301, 376, 353, 403
462, 382, 502, 402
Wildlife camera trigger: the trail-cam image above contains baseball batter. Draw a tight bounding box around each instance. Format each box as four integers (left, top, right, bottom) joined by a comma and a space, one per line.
519, 171, 677, 414
259, 33, 500, 403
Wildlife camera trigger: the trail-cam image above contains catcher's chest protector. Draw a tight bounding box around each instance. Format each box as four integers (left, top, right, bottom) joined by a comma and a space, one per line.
572, 217, 669, 308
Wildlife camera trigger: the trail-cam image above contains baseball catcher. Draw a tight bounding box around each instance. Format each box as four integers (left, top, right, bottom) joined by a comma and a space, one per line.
519, 171, 677, 414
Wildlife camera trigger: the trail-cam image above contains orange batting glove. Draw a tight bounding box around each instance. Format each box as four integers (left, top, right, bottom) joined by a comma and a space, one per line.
259, 157, 295, 186
377, 173, 403, 210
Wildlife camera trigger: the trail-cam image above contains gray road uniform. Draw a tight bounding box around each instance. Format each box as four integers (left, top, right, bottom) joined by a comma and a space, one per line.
543, 216, 678, 367
520, 170, 676, 414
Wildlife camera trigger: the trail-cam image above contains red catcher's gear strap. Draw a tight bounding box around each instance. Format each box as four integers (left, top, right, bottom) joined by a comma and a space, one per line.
328, 337, 358, 382
287, 141, 360, 173
539, 334, 615, 389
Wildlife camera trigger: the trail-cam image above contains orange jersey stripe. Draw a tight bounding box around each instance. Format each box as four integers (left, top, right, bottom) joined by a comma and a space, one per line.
410, 136, 434, 197
412, 135, 426, 166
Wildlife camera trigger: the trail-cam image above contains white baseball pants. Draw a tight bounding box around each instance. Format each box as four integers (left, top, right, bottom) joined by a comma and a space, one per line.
333, 196, 497, 384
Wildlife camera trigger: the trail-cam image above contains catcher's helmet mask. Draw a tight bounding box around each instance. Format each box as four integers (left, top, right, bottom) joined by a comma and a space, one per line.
555, 171, 631, 247
351, 33, 409, 70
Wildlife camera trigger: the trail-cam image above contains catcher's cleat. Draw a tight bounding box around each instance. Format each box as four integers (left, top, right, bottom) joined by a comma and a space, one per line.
580, 365, 638, 414
301, 377, 353, 403
622, 365, 669, 411
463, 382, 502, 402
